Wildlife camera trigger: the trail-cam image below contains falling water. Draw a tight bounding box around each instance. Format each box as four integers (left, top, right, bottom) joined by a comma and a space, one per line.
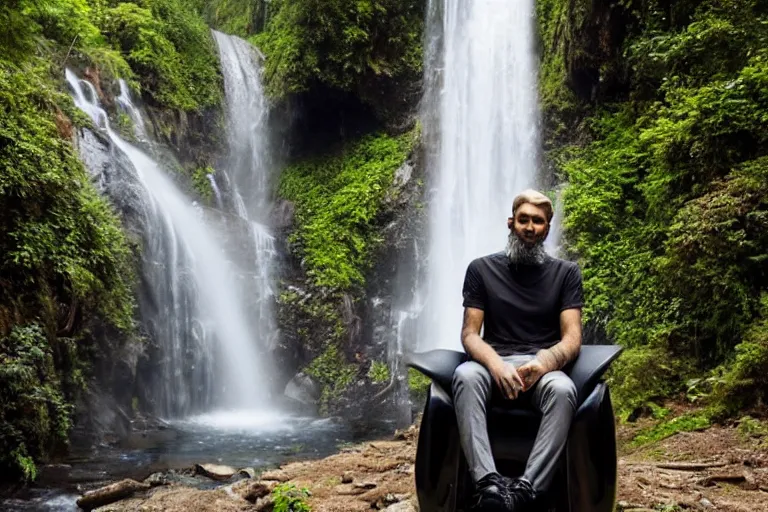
116, 79, 148, 142
207, 173, 225, 209
66, 69, 268, 417
212, 30, 278, 349
418, 0, 542, 351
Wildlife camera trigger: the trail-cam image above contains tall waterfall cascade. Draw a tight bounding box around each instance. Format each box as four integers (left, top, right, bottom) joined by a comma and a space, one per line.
212, 30, 278, 351
417, 0, 544, 352
66, 69, 271, 418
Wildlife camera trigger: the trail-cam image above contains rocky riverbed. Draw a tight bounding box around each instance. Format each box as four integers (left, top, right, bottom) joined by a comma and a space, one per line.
5, 413, 768, 511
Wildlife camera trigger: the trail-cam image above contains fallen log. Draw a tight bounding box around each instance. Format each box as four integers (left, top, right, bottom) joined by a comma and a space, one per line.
697, 473, 747, 487
653, 461, 727, 471
76, 478, 150, 511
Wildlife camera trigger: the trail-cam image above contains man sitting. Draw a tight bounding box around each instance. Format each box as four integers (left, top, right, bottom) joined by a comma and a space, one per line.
453, 189, 584, 511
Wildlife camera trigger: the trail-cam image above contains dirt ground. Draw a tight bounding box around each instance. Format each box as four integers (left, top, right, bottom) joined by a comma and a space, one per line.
93, 415, 768, 511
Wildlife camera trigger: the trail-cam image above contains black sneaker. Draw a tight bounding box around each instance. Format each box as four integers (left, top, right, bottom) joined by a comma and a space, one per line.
470, 472, 511, 511
505, 477, 537, 511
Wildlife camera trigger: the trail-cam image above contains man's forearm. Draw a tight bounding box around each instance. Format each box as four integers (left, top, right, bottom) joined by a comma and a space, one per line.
535, 335, 580, 372
463, 332, 504, 371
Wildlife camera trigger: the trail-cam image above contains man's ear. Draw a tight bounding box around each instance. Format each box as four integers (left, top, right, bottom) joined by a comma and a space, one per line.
507, 217, 514, 230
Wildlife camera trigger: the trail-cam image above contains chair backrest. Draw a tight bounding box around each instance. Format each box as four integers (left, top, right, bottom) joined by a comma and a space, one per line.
404, 345, 623, 407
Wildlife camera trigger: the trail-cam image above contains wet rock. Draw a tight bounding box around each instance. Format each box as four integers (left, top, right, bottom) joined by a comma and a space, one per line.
36, 464, 72, 486
231, 480, 277, 503
194, 463, 238, 481
144, 472, 169, 487
253, 494, 275, 512
259, 470, 290, 482
268, 199, 295, 230
237, 467, 257, 479
353, 481, 377, 490
284, 372, 321, 410
76, 478, 150, 511
383, 499, 417, 512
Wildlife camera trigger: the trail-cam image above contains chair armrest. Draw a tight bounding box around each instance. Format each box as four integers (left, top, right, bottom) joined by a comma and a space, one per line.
403, 349, 467, 392
565, 344, 623, 404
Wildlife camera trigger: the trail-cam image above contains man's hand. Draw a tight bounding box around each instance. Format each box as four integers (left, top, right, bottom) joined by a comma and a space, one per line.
489, 360, 525, 400
517, 358, 547, 392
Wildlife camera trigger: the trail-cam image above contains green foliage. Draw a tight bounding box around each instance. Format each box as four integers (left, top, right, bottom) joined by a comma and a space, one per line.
98, 0, 222, 111
0, 61, 136, 333
0, 325, 74, 480
304, 344, 357, 412
190, 166, 216, 203
535, 0, 581, 134
272, 483, 312, 512
408, 367, 431, 403
278, 130, 416, 290
629, 411, 711, 449
0, 51, 136, 480
201, 0, 266, 37
736, 415, 768, 441
551, 0, 768, 418
252, 0, 424, 100
0, 0, 132, 78
368, 360, 389, 384
607, 346, 693, 422
707, 296, 768, 417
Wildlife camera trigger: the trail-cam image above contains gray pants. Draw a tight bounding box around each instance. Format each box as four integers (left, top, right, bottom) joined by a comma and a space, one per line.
452, 355, 577, 493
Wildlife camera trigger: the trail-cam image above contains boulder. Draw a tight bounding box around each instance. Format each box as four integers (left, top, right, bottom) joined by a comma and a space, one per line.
284, 372, 321, 407
194, 463, 238, 481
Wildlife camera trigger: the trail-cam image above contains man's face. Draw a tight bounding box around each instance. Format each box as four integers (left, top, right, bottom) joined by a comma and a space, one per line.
507, 202, 549, 246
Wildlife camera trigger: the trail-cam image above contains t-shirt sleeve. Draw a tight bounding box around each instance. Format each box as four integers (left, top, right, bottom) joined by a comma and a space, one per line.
462, 260, 487, 310
560, 263, 585, 311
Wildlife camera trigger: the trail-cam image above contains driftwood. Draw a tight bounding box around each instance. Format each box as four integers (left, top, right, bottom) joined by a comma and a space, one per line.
76, 478, 150, 511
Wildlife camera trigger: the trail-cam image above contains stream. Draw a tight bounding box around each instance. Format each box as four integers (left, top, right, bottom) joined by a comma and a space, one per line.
1, 411, 396, 511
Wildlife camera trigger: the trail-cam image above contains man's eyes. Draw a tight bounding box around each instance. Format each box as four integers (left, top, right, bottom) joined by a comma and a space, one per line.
518, 216, 546, 224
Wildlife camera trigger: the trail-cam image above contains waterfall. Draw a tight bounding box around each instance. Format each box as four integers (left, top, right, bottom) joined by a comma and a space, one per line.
212, 30, 278, 348
66, 70, 269, 417
418, 0, 542, 351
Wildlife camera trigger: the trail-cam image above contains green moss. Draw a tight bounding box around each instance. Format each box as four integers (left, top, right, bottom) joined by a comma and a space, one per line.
368, 361, 389, 384
252, 0, 424, 102
278, 129, 417, 291
304, 344, 358, 413
629, 412, 711, 449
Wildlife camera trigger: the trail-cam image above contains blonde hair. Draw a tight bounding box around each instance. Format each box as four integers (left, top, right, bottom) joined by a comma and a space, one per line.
512, 189, 554, 223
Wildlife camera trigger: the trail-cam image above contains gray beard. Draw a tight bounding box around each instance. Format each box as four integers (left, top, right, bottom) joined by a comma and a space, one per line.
506, 232, 548, 266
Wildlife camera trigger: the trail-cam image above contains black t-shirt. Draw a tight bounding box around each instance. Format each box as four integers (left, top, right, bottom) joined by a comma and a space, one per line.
462, 251, 584, 356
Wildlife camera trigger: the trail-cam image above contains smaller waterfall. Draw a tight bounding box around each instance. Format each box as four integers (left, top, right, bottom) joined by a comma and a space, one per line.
116, 79, 148, 142
67, 69, 270, 417
207, 173, 225, 209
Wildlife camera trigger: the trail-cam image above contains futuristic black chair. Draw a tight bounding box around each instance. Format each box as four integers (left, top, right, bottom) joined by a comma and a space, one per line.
405, 344, 623, 512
